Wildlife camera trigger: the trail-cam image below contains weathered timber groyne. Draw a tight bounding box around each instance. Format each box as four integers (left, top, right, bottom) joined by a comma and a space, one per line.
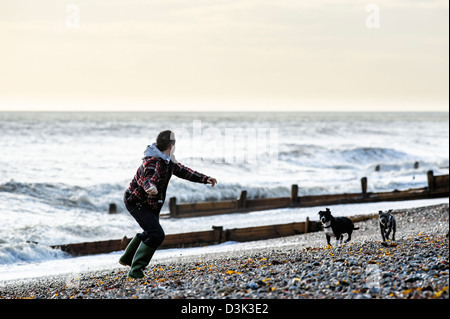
51, 171, 448, 257
168, 171, 448, 218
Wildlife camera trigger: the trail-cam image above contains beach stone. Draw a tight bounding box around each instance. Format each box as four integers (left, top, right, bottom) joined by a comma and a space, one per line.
247, 281, 258, 290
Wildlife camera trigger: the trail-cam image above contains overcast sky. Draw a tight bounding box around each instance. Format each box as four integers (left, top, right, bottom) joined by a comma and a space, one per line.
0, 0, 448, 111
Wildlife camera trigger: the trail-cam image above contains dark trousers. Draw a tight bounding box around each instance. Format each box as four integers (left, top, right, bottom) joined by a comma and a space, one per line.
124, 200, 165, 250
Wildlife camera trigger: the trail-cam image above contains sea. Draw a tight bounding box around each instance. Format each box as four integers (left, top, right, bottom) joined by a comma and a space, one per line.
0, 111, 448, 281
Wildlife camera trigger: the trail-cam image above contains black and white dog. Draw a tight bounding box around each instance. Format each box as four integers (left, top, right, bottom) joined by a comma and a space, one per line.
318, 208, 359, 246
378, 209, 396, 242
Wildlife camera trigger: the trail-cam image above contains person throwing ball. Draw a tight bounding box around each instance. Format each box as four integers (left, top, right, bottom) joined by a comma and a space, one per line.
120, 130, 217, 279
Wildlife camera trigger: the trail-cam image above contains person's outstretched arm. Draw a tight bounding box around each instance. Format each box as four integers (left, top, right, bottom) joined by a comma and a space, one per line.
173, 162, 217, 186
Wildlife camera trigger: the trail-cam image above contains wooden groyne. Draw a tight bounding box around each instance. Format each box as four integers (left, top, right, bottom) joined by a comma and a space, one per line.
51, 171, 448, 257
51, 210, 408, 257
168, 171, 449, 218
51, 218, 322, 256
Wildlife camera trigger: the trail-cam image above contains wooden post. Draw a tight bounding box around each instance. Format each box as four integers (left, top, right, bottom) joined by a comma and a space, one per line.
169, 197, 178, 217
427, 170, 434, 192
238, 190, 247, 210
109, 203, 117, 214
361, 177, 368, 198
305, 217, 309, 234
212, 226, 224, 244
121, 236, 129, 250
291, 184, 299, 206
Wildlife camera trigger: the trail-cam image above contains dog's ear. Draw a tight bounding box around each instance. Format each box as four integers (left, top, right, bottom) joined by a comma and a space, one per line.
388, 209, 393, 213
326, 208, 330, 212
378, 210, 383, 215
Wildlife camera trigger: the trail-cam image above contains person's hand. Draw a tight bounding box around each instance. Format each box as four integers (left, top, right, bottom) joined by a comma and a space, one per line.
207, 177, 217, 187
147, 185, 158, 195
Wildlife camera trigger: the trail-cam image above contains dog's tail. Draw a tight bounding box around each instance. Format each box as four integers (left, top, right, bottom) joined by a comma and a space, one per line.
353, 226, 360, 230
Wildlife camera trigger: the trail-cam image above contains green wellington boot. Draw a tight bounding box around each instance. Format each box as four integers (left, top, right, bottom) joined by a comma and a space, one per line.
119, 235, 142, 266
128, 241, 156, 279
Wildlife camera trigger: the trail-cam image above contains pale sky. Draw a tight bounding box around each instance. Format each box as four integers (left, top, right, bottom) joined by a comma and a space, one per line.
0, 0, 448, 112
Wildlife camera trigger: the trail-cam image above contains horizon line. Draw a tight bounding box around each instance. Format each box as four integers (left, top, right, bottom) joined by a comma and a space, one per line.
0, 109, 448, 113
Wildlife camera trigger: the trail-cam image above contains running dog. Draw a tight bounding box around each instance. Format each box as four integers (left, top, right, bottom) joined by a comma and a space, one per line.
318, 208, 359, 246
378, 209, 396, 242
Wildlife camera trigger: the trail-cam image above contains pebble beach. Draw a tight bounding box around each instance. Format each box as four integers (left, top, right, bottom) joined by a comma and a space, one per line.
0, 203, 448, 300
